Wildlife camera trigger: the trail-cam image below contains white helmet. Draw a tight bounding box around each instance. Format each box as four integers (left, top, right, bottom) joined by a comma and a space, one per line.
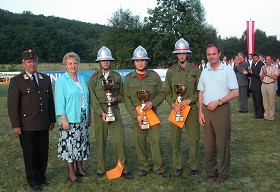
131, 46, 149, 60
173, 38, 192, 54
96, 46, 115, 62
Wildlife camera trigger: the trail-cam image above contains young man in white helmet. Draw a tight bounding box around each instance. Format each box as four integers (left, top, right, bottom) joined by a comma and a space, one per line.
165, 38, 201, 177
123, 46, 170, 178
88, 46, 133, 180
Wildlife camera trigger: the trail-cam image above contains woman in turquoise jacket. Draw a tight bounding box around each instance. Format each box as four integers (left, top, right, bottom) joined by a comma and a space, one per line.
55, 52, 91, 183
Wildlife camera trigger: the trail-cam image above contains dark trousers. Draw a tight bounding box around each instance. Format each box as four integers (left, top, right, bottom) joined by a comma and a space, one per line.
203, 103, 231, 178
252, 90, 264, 118
19, 130, 49, 187
238, 85, 248, 111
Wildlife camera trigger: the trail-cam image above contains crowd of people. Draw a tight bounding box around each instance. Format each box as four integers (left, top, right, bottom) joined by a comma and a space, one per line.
7, 39, 279, 191
199, 52, 280, 120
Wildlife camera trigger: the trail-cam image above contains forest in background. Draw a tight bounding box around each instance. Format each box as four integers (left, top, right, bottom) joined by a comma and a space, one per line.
1, 0, 280, 69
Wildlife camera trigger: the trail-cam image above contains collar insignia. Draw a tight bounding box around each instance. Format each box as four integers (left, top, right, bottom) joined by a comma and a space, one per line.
38, 74, 43, 79
23, 74, 29, 80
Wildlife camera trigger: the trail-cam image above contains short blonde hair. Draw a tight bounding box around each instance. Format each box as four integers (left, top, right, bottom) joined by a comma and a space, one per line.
62, 52, 80, 65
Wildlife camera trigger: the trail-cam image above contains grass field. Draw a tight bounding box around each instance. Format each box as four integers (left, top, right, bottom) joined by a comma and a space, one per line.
0, 83, 280, 192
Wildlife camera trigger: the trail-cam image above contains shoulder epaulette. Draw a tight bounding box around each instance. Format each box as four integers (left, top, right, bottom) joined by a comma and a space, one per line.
169, 64, 175, 69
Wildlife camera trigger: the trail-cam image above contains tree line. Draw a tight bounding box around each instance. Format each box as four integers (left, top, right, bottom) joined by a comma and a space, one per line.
1, 0, 279, 69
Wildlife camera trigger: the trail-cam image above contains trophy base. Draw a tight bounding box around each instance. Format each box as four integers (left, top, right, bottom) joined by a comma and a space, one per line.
141, 124, 150, 129
174, 116, 184, 122
106, 116, 115, 122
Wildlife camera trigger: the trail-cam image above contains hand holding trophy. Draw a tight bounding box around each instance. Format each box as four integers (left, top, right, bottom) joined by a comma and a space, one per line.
102, 79, 115, 121
174, 84, 186, 122
136, 90, 150, 129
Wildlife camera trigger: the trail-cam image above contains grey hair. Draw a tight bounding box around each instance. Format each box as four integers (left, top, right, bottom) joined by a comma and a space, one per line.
62, 52, 80, 65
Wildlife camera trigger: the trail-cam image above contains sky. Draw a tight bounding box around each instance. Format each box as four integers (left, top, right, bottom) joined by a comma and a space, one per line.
1, 0, 279, 39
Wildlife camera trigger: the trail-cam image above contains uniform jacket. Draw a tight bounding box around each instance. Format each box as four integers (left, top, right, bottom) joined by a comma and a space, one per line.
234, 60, 249, 86
165, 63, 201, 108
123, 70, 166, 119
246, 61, 264, 91
7, 71, 56, 131
88, 70, 124, 116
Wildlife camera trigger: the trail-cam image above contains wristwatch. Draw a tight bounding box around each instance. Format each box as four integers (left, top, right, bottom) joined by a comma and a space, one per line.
218, 99, 222, 106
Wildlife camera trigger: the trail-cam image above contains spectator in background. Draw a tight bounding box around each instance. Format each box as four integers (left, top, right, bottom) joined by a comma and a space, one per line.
260, 55, 279, 121
198, 44, 239, 184
221, 56, 228, 65
276, 58, 280, 96
227, 58, 235, 69
199, 59, 207, 72
234, 52, 249, 113
247, 53, 254, 96
55, 52, 91, 183
247, 54, 253, 67
242, 53, 264, 119
7, 50, 56, 191
259, 54, 266, 64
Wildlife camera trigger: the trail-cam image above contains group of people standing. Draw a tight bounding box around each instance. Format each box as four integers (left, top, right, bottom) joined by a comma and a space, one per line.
8, 39, 240, 191
232, 52, 279, 121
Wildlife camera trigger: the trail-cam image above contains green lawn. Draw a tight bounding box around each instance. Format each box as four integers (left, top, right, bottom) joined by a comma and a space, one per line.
0, 84, 279, 192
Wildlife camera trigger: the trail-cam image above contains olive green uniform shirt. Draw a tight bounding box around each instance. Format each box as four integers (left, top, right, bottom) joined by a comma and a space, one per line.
124, 70, 166, 118
165, 62, 201, 108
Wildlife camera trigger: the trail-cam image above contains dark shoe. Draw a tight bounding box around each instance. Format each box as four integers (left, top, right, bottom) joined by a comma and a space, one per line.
203, 175, 217, 182
255, 116, 264, 119
122, 172, 134, 179
216, 176, 228, 184
238, 110, 243, 113
41, 179, 51, 186
96, 173, 104, 179
75, 172, 92, 178
174, 169, 183, 177
69, 177, 82, 184
138, 170, 147, 177
243, 110, 248, 113
31, 185, 43, 192
189, 170, 199, 177
159, 171, 171, 178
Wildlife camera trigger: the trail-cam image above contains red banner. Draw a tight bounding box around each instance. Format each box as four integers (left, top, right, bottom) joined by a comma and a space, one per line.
246, 20, 255, 54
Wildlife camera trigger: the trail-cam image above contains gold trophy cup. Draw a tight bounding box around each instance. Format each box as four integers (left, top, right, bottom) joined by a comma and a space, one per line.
136, 90, 150, 129
174, 84, 187, 122
102, 79, 115, 122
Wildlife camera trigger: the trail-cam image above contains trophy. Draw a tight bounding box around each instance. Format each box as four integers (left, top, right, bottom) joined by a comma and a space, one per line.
102, 79, 115, 121
174, 84, 187, 122
136, 90, 150, 129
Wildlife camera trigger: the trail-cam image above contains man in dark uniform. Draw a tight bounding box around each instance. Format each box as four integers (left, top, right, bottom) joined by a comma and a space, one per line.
123, 46, 170, 178
165, 38, 201, 177
7, 50, 56, 191
88, 46, 133, 179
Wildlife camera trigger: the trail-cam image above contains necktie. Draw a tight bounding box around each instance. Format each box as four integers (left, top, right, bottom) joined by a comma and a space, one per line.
32, 74, 38, 88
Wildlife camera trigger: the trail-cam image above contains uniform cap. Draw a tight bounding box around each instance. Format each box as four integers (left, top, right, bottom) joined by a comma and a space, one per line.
22, 49, 38, 60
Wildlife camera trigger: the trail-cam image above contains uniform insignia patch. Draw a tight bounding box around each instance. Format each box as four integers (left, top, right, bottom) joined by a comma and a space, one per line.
169, 65, 175, 69
23, 74, 29, 80
38, 74, 43, 79
146, 78, 155, 82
